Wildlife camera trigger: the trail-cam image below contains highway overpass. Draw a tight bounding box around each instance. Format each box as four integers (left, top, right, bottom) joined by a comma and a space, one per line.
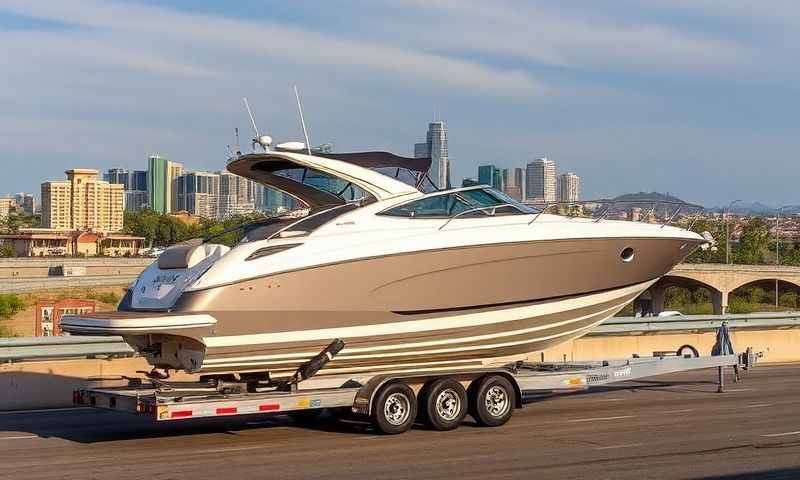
646, 263, 800, 314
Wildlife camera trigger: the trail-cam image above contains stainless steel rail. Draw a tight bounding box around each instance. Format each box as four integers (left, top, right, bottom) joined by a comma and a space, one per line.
438, 203, 518, 231
1, 313, 797, 363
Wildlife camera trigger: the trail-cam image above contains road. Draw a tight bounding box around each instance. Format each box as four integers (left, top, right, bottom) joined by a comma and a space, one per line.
1, 364, 799, 480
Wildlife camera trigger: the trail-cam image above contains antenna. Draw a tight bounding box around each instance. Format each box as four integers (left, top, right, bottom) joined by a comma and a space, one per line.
242, 97, 271, 151
243, 97, 259, 137
294, 85, 312, 155
234, 127, 241, 155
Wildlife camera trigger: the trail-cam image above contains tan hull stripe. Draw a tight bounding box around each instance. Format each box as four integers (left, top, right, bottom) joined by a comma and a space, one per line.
200, 306, 617, 371
202, 294, 632, 366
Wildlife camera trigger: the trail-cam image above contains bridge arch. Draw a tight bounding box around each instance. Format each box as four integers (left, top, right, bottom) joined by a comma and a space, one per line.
642, 264, 800, 315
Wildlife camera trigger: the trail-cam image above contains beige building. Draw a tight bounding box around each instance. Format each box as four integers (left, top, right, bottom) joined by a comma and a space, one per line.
0, 229, 144, 257
557, 172, 581, 203
41, 169, 124, 233
0, 197, 12, 219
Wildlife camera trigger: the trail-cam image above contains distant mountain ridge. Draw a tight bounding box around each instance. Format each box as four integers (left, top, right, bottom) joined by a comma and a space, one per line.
600, 192, 702, 210
707, 202, 800, 215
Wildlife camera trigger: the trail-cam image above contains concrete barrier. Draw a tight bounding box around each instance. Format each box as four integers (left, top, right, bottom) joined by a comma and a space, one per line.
0, 257, 151, 279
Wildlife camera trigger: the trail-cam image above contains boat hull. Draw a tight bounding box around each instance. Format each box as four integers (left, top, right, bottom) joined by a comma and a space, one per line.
62, 236, 700, 376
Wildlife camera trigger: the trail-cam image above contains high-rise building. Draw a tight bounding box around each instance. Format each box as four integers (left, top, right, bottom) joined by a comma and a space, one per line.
415, 121, 449, 189
557, 172, 581, 203
264, 187, 295, 214
0, 197, 12, 219
147, 155, 183, 214
173, 171, 219, 218
502, 168, 524, 201
41, 169, 124, 232
478, 165, 495, 187
526, 157, 556, 203
218, 171, 257, 218
105, 168, 148, 212
13, 193, 35, 215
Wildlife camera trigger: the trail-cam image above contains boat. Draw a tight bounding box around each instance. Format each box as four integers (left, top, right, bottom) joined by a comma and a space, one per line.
61, 147, 705, 378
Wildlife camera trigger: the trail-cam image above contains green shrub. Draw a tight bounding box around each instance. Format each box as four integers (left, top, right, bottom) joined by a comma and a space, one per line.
0, 324, 14, 338
0, 294, 24, 320
86, 291, 120, 305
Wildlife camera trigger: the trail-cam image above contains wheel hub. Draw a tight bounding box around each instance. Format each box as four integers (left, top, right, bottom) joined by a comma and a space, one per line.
485, 385, 509, 417
435, 389, 461, 421
384, 392, 410, 426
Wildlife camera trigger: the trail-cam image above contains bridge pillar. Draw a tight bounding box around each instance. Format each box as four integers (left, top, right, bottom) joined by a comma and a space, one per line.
650, 285, 666, 315
711, 290, 729, 315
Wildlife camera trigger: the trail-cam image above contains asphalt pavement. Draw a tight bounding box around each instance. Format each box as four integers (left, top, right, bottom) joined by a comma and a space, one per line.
1, 364, 799, 480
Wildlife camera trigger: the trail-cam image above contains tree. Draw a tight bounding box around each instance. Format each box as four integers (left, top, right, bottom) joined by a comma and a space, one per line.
686, 218, 726, 263
0, 294, 25, 320
0, 242, 15, 257
738, 217, 770, 264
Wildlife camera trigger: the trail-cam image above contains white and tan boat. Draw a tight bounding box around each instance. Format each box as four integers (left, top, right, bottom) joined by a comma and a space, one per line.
61, 148, 705, 378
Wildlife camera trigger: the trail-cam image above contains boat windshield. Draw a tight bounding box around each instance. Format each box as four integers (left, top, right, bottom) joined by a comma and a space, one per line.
203, 203, 362, 245
379, 187, 536, 218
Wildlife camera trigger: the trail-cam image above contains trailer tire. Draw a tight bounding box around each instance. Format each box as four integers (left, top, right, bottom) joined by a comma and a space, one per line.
468, 375, 514, 427
419, 378, 468, 431
677, 344, 700, 358
372, 382, 417, 434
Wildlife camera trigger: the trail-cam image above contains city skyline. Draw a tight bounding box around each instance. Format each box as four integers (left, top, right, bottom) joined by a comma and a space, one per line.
2, 2, 800, 206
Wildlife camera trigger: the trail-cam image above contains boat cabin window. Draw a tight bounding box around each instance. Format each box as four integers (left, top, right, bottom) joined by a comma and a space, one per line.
379, 188, 535, 218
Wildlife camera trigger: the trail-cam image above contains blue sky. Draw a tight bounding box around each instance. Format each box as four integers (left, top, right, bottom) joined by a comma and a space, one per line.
1, 0, 798, 207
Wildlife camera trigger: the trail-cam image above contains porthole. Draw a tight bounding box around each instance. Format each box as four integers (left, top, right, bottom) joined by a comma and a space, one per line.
620, 247, 635, 263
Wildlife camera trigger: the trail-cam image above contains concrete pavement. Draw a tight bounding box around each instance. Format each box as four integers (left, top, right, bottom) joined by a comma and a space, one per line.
1, 364, 799, 479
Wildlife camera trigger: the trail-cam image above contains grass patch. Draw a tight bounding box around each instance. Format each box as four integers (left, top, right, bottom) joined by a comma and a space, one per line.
86, 291, 121, 305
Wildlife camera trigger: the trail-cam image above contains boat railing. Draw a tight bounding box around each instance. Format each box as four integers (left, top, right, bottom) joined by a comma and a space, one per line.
524, 199, 704, 231
438, 203, 519, 231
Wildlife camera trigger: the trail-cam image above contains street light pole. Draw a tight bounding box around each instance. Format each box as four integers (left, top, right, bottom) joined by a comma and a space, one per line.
726, 199, 742, 265
775, 206, 785, 308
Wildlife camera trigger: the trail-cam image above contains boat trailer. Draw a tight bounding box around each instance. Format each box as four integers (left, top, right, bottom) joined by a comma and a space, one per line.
74, 324, 760, 434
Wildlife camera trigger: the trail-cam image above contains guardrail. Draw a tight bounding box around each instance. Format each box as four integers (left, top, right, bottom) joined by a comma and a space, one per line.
1, 313, 799, 363
0, 336, 133, 362
592, 312, 800, 335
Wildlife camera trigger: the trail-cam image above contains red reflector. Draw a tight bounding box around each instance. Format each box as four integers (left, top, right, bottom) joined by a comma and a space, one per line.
259, 404, 280, 412
216, 407, 237, 415
171, 410, 193, 418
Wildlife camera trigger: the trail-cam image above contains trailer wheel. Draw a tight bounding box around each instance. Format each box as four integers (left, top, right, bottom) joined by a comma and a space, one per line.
468, 375, 514, 427
372, 382, 417, 434
677, 344, 700, 358
419, 378, 468, 431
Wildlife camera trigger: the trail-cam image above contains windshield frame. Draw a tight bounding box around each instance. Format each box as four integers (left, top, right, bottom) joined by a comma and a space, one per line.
376, 186, 536, 219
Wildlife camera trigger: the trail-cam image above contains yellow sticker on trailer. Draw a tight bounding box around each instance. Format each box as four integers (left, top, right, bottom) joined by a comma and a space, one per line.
158, 405, 170, 419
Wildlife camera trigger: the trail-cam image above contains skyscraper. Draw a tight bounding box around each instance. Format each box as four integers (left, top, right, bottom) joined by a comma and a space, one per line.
147, 155, 183, 214
218, 171, 258, 218
13, 193, 35, 215
173, 171, 219, 218
414, 120, 449, 189
105, 168, 148, 212
41, 169, 124, 232
477, 165, 496, 187
557, 172, 581, 202
502, 168, 524, 201
526, 157, 556, 203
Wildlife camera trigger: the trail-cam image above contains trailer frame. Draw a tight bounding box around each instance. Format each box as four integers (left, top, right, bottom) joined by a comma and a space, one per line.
74, 346, 758, 432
